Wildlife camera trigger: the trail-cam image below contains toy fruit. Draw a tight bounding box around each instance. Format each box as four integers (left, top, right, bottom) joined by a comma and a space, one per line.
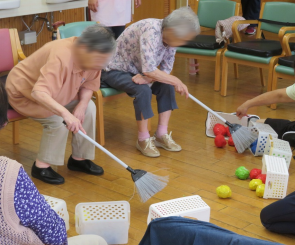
256, 174, 266, 184
225, 127, 231, 137
228, 136, 235, 146
235, 166, 250, 180
249, 179, 263, 190
250, 168, 262, 179
215, 135, 226, 148
216, 185, 232, 198
213, 123, 227, 136
256, 184, 265, 197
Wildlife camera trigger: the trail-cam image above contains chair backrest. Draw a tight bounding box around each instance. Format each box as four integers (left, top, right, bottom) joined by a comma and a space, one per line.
260, 2, 295, 34
197, 1, 237, 29
58, 21, 97, 39
0, 29, 16, 73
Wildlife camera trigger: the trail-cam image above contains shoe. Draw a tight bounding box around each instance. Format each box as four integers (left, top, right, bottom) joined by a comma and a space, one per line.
282, 131, 295, 148
67, 156, 104, 175
154, 132, 182, 152
245, 26, 256, 35
136, 136, 160, 157
31, 162, 65, 185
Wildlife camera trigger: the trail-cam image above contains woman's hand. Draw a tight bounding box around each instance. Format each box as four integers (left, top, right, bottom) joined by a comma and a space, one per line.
62, 111, 86, 134
174, 81, 189, 99
132, 74, 153, 85
72, 103, 87, 124
88, 0, 98, 12
236, 103, 249, 119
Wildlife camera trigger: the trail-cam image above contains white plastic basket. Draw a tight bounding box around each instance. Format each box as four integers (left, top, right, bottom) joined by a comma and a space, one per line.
75, 201, 130, 245
147, 195, 210, 225
263, 135, 292, 169
43, 195, 70, 231
205, 112, 259, 138
262, 155, 289, 199
249, 122, 278, 156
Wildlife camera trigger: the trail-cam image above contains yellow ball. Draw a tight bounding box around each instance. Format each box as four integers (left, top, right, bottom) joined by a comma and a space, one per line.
249, 179, 263, 191
256, 184, 265, 198
216, 185, 232, 198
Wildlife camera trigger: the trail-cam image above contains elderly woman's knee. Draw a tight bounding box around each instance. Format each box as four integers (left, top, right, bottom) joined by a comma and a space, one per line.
85, 99, 96, 116
136, 85, 152, 98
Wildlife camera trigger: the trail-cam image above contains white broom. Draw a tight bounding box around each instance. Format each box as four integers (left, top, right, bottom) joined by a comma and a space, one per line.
76, 129, 168, 202
189, 94, 257, 153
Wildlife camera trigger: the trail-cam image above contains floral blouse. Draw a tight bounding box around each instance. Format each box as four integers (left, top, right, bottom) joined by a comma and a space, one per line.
106, 18, 177, 75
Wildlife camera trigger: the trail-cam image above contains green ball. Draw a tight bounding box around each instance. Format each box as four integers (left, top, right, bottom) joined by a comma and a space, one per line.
235, 166, 250, 180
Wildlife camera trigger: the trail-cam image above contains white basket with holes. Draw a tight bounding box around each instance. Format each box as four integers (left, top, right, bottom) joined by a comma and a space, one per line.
262, 155, 289, 199
263, 135, 292, 169
43, 195, 70, 231
75, 201, 130, 245
147, 195, 210, 225
249, 122, 278, 156
205, 112, 259, 138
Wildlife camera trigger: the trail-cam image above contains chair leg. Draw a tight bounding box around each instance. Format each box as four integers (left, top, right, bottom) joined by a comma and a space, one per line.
234, 63, 239, 78
214, 50, 222, 91
259, 68, 265, 87
12, 121, 20, 145
195, 59, 199, 75
147, 118, 152, 132
270, 72, 278, 110
220, 56, 229, 96
267, 63, 274, 92
93, 91, 105, 146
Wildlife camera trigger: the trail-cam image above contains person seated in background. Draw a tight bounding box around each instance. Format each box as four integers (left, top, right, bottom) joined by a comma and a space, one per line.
101, 7, 200, 158
6, 24, 116, 185
0, 82, 107, 245
241, 0, 261, 35
236, 65, 295, 146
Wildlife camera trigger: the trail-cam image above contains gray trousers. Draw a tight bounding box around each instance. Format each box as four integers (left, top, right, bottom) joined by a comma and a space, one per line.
31, 100, 96, 166
101, 70, 178, 120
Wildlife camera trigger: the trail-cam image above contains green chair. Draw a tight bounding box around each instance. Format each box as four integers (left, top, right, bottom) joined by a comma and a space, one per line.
58, 21, 128, 146
220, 2, 295, 97
175, 0, 240, 91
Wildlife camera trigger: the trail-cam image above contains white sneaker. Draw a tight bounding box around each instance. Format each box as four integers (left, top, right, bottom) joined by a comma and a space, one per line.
136, 137, 160, 157
154, 132, 182, 152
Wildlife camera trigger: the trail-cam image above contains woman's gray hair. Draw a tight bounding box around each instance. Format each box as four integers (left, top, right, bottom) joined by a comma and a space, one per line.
163, 7, 200, 37
77, 24, 116, 53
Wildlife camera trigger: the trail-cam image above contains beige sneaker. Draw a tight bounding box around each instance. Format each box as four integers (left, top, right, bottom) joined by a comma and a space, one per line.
136, 136, 160, 157
154, 131, 182, 152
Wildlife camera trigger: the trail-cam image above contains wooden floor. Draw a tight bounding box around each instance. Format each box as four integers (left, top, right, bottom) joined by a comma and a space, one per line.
2, 43, 295, 244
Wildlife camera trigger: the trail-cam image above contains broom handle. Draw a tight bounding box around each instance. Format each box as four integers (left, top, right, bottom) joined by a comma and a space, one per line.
188, 94, 228, 124
77, 130, 129, 169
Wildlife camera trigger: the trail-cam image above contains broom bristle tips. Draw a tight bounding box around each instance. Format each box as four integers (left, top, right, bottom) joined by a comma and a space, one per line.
135, 172, 169, 203
232, 126, 257, 154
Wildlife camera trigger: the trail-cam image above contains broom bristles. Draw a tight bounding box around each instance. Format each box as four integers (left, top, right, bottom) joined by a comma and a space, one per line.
135, 172, 169, 203
232, 126, 258, 153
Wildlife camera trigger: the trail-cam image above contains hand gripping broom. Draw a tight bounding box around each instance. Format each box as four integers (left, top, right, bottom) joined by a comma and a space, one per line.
188, 94, 257, 153
69, 126, 169, 202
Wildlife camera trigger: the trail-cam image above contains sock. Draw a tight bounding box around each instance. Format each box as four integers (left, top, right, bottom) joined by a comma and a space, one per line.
156, 125, 168, 138
138, 131, 150, 142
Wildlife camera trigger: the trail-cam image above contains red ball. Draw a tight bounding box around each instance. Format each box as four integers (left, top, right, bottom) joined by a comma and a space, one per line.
228, 137, 235, 146
213, 123, 227, 136
215, 135, 227, 148
256, 174, 266, 184
250, 168, 262, 180
226, 127, 231, 137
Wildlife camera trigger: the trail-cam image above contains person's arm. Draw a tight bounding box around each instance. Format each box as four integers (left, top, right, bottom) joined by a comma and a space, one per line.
236, 88, 294, 118
135, 0, 142, 8
88, 0, 98, 12
72, 88, 93, 124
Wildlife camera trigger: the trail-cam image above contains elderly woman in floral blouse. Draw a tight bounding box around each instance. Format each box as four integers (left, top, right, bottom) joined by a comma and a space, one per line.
101, 7, 200, 157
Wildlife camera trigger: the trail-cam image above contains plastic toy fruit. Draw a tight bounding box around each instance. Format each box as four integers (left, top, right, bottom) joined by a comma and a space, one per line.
215, 135, 226, 148
228, 136, 235, 146
225, 127, 231, 137
250, 168, 262, 179
216, 185, 232, 198
213, 123, 227, 136
249, 179, 263, 190
256, 184, 265, 197
256, 174, 266, 184
235, 166, 250, 180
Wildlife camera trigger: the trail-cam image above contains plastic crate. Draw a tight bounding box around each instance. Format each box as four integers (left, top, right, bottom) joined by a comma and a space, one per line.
206, 112, 259, 138
75, 201, 130, 245
263, 135, 292, 169
147, 195, 210, 224
249, 122, 278, 156
262, 155, 289, 199
43, 195, 70, 231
